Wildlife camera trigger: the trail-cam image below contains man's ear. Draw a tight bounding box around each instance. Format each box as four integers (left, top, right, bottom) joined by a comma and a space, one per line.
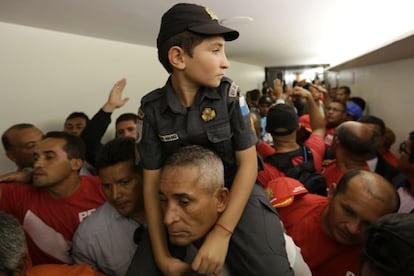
6, 150, 17, 162
215, 187, 230, 213
168, 46, 186, 71
327, 182, 337, 200
70, 158, 83, 171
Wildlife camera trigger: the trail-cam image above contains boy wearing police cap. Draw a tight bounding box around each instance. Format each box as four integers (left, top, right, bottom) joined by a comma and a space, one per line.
134, 3, 292, 276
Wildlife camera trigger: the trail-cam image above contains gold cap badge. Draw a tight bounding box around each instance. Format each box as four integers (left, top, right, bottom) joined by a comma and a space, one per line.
205, 7, 219, 21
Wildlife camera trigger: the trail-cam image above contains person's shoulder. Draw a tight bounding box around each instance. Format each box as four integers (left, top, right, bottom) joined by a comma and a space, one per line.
220, 76, 239, 100
80, 175, 101, 187
0, 182, 36, 193
141, 87, 164, 105
75, 202, 114, 234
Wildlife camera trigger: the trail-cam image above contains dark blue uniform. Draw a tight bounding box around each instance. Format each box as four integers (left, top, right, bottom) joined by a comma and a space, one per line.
129, 77, 293, 276
138, 76, 255, 187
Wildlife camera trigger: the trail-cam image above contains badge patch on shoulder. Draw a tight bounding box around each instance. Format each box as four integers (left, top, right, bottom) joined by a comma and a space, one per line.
159, 133, 179, 142
239, 96, 250, 116
228, 81, 239, 98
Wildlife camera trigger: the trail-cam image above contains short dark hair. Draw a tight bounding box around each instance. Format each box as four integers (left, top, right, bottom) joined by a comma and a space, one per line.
65, 112, 90, 122
115, 113, 138, 126
95, 137, 141, 174
258, 95, 273, 107
44, 131, 86, 160
358, 115, 386, 136
361, 213, 414, 276
338, 86, 351, 95
158, 31, 206, 73
1, 123, 36, 151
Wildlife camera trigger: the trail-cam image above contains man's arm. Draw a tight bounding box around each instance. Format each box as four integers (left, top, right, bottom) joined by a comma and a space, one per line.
81, 78, 128, 166
292, 86, 326, 138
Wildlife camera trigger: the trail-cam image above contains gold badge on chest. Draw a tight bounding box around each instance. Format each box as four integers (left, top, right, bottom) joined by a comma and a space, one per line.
201, 107, 216, 122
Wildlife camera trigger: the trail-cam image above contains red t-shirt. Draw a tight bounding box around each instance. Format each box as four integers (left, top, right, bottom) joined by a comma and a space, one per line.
0, 176, 105, 265
27, 264, 105, 276
257, 134, 325, 187
382, 150, 398, 167
322, 160, 370, 188
278, 193, 361, 276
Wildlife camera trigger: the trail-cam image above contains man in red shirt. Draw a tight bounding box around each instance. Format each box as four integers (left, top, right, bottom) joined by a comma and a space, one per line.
323, 121, 376, 188
269, 170, 399, 276
0, 132, 105, 265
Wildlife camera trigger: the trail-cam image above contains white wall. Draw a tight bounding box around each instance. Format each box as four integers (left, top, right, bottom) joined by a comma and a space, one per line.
326, 58, 414, 156
0, 22, 264, 173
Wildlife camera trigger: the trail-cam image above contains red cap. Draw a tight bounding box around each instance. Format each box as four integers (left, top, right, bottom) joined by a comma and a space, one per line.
264, 177, 308, 208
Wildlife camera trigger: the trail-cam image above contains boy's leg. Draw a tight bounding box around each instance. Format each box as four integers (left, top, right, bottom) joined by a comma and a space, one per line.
226, 184, 294, 276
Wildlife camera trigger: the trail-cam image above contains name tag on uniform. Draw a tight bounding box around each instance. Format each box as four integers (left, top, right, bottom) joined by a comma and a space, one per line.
159, 133, 179, 142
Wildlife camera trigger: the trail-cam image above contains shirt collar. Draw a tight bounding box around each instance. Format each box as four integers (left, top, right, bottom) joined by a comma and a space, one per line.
164, 77, 222, 114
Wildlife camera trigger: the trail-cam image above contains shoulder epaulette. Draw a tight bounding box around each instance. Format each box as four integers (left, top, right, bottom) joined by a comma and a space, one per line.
141, 88, 164, 105
221, 77, 239, 99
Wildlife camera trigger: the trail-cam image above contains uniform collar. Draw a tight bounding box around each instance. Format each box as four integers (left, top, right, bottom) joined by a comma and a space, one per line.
164, 77, 222, 114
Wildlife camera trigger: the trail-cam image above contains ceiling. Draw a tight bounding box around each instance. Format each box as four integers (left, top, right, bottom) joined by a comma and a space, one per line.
1, 0, 414, 68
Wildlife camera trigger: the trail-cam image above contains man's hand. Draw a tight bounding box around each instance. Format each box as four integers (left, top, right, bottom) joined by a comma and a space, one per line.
292, 86, 312, 99
191, 226, 231, 275
102, 78, 129, 113
0, 170, 31, 183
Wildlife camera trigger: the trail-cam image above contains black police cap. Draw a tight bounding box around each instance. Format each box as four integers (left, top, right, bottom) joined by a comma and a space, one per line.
157, 3, 239, 49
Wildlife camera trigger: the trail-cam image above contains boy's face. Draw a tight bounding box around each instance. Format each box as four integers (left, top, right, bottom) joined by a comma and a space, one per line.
183, 36, 229, 88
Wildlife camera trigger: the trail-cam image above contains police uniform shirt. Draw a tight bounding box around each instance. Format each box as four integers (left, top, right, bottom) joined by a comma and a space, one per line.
137, 77, 257, 187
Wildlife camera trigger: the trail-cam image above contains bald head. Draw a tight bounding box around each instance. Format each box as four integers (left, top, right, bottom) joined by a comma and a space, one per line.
335, 121, 377, 157
324, 169, 399, 245
335, 170, 399, 213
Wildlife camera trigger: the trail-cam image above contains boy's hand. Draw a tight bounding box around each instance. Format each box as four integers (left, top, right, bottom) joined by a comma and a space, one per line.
160, 256, 191, 276
192, 226, 231, 275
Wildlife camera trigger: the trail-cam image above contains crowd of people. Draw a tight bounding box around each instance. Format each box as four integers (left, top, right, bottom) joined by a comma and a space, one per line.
1, 2, 413, 276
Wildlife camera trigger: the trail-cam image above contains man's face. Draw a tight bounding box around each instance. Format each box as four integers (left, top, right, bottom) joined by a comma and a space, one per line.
32, 138, 76, 188
99, 161, 143, 220
64, 117, 87, 137
183, 36, 229, 88
326, 102, 347, 126
6, 127, 43, 169
336, 88, 349, 102
323, 178, 393, 245
116, 120, 137, 139
159, 165, 222, 246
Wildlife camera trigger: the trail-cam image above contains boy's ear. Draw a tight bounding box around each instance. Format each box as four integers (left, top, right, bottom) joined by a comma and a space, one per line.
168, 46, 186, 71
